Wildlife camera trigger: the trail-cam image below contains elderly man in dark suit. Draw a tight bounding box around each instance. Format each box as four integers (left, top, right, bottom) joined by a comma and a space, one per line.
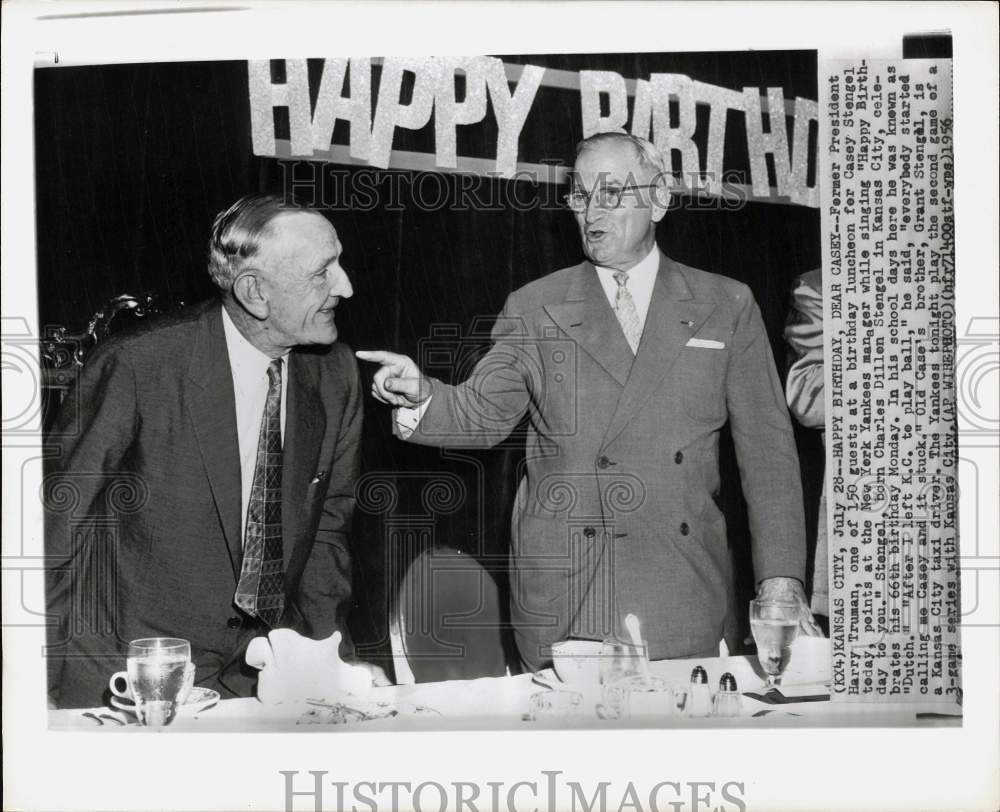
359, 132, 820, 669
45, 194, 379, 708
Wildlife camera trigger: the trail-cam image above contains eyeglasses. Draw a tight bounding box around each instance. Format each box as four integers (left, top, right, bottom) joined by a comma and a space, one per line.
562, 184, 661, 212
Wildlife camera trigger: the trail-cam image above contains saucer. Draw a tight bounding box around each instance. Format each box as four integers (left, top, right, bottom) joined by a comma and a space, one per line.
110, 687, 220, 716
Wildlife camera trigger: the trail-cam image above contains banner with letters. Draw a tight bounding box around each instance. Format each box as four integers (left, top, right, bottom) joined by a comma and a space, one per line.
248, 56, 819, 207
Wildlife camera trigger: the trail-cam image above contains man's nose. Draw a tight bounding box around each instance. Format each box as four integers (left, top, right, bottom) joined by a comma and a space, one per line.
330, 263, 353, 299
583, 192, 603, 222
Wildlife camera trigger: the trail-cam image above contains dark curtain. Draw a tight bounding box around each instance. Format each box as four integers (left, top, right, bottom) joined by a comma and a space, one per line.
35, 51, 822, 670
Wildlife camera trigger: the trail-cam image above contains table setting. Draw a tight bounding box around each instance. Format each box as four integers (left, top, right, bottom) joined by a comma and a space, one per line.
50, 604, 961, 732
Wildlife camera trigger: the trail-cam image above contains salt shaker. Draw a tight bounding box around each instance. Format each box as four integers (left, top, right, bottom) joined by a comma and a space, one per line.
712, 672, 743, 717
687, 665, 712, 717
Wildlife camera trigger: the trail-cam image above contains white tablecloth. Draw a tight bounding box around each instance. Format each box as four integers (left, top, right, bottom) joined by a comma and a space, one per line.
49, 638, 960, 731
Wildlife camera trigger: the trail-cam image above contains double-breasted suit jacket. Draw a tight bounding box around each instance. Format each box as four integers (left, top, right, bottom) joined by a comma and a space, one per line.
45, 300, 361, 708
409, 252, 805, 668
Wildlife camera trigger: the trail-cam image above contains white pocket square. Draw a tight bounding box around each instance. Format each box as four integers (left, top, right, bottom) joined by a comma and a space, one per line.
686, 337, 726, 349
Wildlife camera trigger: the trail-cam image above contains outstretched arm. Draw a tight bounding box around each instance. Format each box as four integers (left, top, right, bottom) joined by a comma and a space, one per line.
357, 298, 536, 449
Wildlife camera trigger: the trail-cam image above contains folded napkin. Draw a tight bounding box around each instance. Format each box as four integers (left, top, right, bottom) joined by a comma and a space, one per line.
245, 629, 373, 705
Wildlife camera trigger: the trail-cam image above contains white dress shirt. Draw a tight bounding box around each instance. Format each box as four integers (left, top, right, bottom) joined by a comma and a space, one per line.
221, 308, 289, 542
395, 245, 661, 438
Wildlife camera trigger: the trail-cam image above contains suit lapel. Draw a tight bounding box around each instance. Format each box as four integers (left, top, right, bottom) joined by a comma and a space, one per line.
282, 351, 326, 573
186, 304, 243, 581
544, 262, 634, 387
601, 254, 717, 449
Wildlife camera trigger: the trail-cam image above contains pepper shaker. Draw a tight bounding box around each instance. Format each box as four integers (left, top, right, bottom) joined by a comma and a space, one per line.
712, 672, 743, 717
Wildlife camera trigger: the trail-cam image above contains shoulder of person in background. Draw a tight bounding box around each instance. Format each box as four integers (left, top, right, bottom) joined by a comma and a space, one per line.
784, 267, 825, 429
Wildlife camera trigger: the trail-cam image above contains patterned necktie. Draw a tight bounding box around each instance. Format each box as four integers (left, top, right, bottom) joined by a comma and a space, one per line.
234, 358, 285, 627
613, 271, 642, 354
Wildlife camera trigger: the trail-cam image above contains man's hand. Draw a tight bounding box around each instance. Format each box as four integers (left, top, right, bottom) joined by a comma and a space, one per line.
355, 350, 431, 407
246, 629, 389, 704
756, 576, 824, 637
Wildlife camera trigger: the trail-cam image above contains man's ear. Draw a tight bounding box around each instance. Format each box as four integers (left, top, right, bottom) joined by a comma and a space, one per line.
650, 175, 671, 224
231, 270, 269, 320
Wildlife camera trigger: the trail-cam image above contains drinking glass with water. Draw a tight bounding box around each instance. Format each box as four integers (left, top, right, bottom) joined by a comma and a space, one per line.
108, 638, 193, 726
749, 600, 800, 688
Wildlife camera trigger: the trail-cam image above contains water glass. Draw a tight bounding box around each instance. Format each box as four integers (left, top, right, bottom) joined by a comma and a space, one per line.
108, 638, 192, 726
749, 600, 800, 687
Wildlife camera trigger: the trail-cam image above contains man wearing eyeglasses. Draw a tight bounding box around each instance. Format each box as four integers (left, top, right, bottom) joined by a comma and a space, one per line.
359, 132, 819, 670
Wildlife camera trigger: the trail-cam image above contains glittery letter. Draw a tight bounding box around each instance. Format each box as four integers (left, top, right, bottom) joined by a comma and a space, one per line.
311, 58, 373, 160
743, 87, 792, 198
789, 97, 819, 207
630, 79, 653, 141
485, 59, 545, 178
247, 59, 313, 157
692, 81, 745, 196
650, 74, 700, 190
432, 57, 488, 169
370, 58, 436, 169
579, 70, 628, 138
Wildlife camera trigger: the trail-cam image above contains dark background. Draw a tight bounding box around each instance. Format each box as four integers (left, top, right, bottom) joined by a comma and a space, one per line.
35, 52, 823, 670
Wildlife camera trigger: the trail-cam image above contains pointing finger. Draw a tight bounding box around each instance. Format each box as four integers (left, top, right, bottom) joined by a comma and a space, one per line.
356, 349, 400, 366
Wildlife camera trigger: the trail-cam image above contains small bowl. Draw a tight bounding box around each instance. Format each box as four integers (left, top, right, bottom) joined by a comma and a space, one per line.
550, 639, 603, 685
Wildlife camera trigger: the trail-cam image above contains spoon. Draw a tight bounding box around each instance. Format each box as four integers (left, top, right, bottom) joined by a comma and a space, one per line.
624, 613, 650, 678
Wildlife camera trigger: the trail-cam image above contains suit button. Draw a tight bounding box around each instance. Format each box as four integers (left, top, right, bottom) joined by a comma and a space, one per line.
227, 616, 242, 630
675, 451, 684, 464
583, 526, 596, 539
597, 456, 611, 469
679, 522, 690, 536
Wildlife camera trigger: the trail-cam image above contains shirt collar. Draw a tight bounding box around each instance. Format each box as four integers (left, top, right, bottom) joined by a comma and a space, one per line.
221, 306, 287, 385
594, 243, 660, 282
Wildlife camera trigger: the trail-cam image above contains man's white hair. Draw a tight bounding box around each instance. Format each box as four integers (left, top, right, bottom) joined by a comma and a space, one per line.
575, 131, 668, 177
206, 193, 314, 292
